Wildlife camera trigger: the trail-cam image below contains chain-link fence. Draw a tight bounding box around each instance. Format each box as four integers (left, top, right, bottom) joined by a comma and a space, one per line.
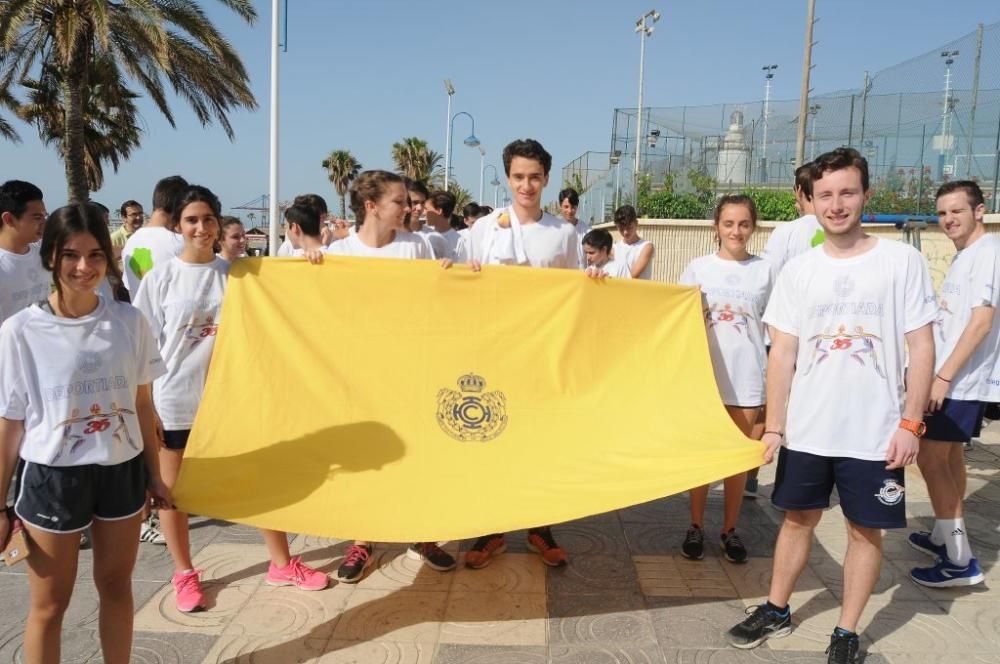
565, 21, 1000, 223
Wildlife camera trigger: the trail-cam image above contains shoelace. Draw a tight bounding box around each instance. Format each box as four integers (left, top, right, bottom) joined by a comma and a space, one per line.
175, 570, 202, 592
530, 529, 559, 550
343, 546, 371, 568
285, 557, 312, 582
685, 528, 703, 544
825, 634, 858, 661
742, 605, 778, 630
725, 532, 745, 550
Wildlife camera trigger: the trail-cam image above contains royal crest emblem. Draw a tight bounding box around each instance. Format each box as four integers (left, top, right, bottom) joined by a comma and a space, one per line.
436, 373, 508, 442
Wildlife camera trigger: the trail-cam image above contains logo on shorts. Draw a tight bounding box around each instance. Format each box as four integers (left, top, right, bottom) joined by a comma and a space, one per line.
874, 479, 904, 506
833, 275, 855, 299
436, 373, 508, 442
75, 351, 102, 375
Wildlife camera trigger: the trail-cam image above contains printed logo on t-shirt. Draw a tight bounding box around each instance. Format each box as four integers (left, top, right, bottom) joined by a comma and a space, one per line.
180, 315, 219, 348
75, 351, 102, 375
803, 324, 886, 378
129, 248, 154, 280
51, 402, 138, 462
833, 275, 855, 298
704, 303, 753, 336
874, 478, 904, 506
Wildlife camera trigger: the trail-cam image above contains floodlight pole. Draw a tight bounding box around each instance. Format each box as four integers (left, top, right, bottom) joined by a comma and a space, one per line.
794, 0, 816, 166
634, 9, 660, 195
267, 0, 281, 254
444, 80, 455, 190
762, 65, 778, 182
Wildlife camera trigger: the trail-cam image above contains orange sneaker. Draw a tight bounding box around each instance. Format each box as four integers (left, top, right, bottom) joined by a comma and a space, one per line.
464, 534, 506, 569
526, 527, 567, 567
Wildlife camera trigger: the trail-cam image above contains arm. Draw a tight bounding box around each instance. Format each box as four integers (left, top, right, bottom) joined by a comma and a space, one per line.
0, 417, 24, 544
928, 306, 994, 411
136, 384, 173, 509
629, 243, 654, 278
762, 328, 798, 463
887, 323, 935, 469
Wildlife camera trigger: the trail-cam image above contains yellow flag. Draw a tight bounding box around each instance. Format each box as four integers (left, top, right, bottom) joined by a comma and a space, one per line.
173, 257, 763, 542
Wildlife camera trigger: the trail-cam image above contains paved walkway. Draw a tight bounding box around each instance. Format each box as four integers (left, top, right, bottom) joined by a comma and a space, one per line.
3, 425, 999, 663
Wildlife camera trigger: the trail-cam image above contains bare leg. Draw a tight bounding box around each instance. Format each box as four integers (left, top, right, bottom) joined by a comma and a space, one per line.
259, 529, 292, 566
90, 512, 143, 664
767, 509, 822, 607
918, 440, 962, 520
838, 521, 882, 633
158, 448, 194, 571
950, 444, 967, 501
722, 406, 763, 532
23, 525, 81, 664
688, 484, 709, 527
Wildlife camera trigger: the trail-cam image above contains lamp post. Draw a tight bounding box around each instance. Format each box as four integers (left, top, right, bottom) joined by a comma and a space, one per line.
610, 150, 622, 210
808, 103, 822, 160
478, 146, 486, 202
483, 165, 501, 207
443, 79, 455, 189
761, 64, 778, 183
939, 50, 959, 178
634, 9, 661, 193
267, 0, 281, 254
447, 111, 480, 191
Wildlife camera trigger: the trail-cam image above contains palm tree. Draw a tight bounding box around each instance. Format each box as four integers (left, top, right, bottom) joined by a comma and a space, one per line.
321, 150, 362, 219
392, 137, 443, 185
0, 1, 258, 202
447, 182, 473, 215
17, 53, 141, 191
0, 89, 20, 142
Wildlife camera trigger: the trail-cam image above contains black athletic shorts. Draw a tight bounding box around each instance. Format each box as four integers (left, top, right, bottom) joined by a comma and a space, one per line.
771, 447, 906, 529
13, 454, 146, 533
162, 429, 191, 451
924, 398, 985, 443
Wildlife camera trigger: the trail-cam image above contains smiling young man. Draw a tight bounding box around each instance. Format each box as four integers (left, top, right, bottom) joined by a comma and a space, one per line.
0, 180, 49, 327
908, 181, 999, 588
464, 138, 579, 570
725, 148, 936, 664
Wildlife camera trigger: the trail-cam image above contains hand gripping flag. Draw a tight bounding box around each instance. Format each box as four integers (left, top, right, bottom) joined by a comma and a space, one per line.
173, 257, 763, 542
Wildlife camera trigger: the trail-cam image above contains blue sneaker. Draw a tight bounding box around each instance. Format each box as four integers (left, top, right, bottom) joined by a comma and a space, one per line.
908, 531, 946, 559
910, 557, 985, 588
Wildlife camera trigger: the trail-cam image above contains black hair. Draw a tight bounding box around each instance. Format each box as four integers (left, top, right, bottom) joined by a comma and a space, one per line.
613, 205, 638, 226
558, 188, 580, 206
794, 163, 813, 199
428, 190, 457, 218
40, 203, 120, 298
450, 214, 466, 230
809, 148, 869, 192
0, 180, 44, 219
285, 204, 321, 238
119, 200, 142, 216
502, 139, 552, 176
462, 203, 481, 219
582, 228, 613, 253
152, 176, 190, 214
714, 194, 758, 226
293, 193, 329, 217
171, 185, 222, 228
936, 180, 985, 209
403, 177, 430, 199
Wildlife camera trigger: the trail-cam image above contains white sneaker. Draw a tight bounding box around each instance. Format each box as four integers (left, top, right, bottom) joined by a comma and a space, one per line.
140, 515, 167, 545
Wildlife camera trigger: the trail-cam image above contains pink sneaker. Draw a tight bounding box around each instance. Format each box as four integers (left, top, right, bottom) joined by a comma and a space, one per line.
266, 556, 329, 591
171, 569, 205, 613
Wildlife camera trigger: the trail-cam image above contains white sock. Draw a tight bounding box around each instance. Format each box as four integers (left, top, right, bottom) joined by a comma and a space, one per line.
930, 520, 945, 546
940, 518, 972, 566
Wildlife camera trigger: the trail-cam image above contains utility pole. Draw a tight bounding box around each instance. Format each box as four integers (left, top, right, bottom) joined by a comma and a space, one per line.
762, 65, 778, 183
443, 80, 455, 190
966, 24, 983, 178
859, 71, 870, 146
634, 9, 661, 193
795, 0, 816, 167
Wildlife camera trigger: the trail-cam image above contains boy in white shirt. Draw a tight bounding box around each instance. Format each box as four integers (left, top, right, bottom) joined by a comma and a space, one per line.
465, 138, 578, 571
421, 190, 461, 260
612, 205, 654, 279
726, 148, 936, 662
760, 164, 825, 274
909, 181, 998, 588
285, 204, 328, 257
0, 180, 48, 327
581, 228, 631, 279
122, 176, 187, 294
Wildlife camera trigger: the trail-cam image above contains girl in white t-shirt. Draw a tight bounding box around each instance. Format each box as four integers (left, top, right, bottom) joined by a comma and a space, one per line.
612, 205, 654, 279
581, 228, 632, 279
0, 203, 171, 663
217, 216, 247, 262
135, 187, 328, 613
678, 195, 773, 565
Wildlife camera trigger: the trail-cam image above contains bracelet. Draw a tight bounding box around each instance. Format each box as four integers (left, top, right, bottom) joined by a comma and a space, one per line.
763, 430, 784, 438
936, 374, 952, 383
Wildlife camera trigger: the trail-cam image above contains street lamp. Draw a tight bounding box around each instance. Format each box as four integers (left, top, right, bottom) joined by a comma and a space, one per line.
939, 50, 959, 177
443, 79, 455, 189
761, 64, 778, 183
446, 111, 479, 191
483, 164, 501, 207
477, 146, 486, 202
610, 150, 623, 210
808, 103, 821, 160
634, 9, 661, 191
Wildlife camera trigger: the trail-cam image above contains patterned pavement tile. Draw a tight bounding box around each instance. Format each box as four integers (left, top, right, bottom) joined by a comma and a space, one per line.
547, 592, 654, 645
647, 597, 749, 649
432, 643, 547, 664
659, 648, 889, 663
355, 549, 456, 593
553, 516, 630, 557
860, 599, 986, 655
634, 555, 739, 599
925, 597, 1000, 651
330, 588, 447, 644
129, 631, 219, 664
0, 573, 29, 627
549, 643, 666, 664
439, 590, 546, 646
547, 553, 640, 596
721, 556, 834, 606
808, 552, 933, 602
198, 633, 330, 663
321, 640, 434, 663
221, 582, 353, 639
450, 552, 545, 594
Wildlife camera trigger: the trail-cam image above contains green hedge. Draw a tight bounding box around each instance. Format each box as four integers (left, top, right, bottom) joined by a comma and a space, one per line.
638, 188, 798, 221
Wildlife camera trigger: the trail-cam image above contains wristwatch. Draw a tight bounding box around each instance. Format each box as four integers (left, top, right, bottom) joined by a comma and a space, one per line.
899, 418, 927, 437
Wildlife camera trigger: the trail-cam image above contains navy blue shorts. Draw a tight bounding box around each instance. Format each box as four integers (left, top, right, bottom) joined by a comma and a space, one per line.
771, 447, 906, 529
924, 398, 984, 443
162, 429, 191, 451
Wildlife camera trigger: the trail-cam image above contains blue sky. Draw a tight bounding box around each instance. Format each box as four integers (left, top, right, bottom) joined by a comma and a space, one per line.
4, 0, 999, 222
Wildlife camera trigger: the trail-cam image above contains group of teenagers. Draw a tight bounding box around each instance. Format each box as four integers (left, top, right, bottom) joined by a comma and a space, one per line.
0, 138, 997, 664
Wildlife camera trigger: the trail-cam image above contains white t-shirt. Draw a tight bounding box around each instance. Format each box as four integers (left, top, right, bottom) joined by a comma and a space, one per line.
469, 208, 579, 269
290, 244, 332, 257
327, 231, 432, 260
763, 239, 937, 460
121, 227, 183, 293
680, 254, 774, 407
132, 257, 229, 430
419, 227, 456, 260
761, 214, 824, 274
613, 239, 654, 280
568, 219, 590, 266
0, 298, 165, 466
0, 244, 51, 326
934, 233, 1000, 401
588, 259, 632, 279
455, 228, 471, 262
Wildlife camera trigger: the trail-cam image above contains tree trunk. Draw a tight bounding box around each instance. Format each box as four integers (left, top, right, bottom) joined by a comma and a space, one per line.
63, 33, 90, 203
340, 192, 347, 220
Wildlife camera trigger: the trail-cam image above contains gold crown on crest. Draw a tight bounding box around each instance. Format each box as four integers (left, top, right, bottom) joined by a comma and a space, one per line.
458, 373, 486, 393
